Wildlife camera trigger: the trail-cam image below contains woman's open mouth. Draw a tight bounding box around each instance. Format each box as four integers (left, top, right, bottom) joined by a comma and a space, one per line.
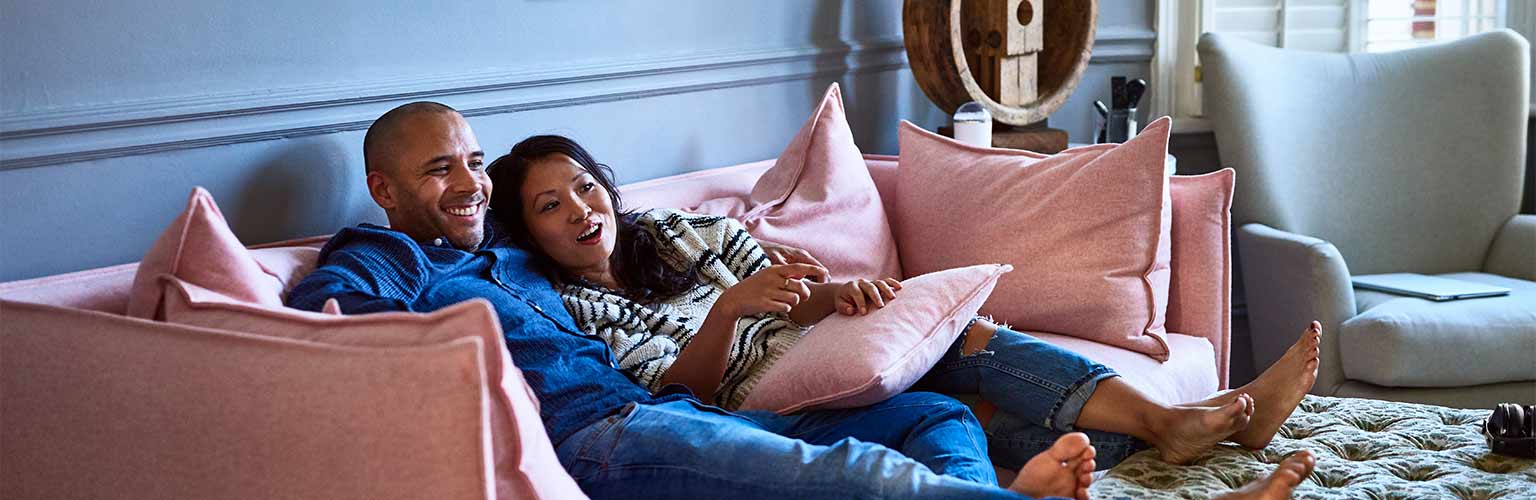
576, 221, 603, 245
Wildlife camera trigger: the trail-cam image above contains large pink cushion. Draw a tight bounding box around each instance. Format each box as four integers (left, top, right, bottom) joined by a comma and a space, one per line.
159, 278, 586, 500
125, 187, 318, 319
740, 264, 1011, 414
1167, 169, 1236, 388
895, 118, 1174, 360
1, 300, 495, 500
687, 83, 903, 281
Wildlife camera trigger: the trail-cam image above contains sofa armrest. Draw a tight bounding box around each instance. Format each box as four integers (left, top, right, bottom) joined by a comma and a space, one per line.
1484, 214, 1536, 281
1236, 223, 1356, 395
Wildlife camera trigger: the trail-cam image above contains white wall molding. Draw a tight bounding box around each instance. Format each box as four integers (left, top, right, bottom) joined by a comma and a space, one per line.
1, 29, 1154, 171
0, 39, 909, 170
1090, 28, 1158, 63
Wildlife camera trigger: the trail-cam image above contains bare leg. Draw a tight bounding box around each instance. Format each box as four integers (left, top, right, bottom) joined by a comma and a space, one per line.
1008, 432, 1097, 500
1185, 321, 1321, 449
1214, 451, 1316, 500
1075, 376, 1254, 464
970, 318, 1254, 465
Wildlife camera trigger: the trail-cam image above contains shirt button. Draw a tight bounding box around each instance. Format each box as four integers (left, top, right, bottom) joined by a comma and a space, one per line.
533, 305, 544, 313
432, 238, 445, 246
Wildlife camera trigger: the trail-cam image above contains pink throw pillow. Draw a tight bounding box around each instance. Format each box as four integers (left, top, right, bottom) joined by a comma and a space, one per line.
126, 187, 318, 319
688, 83, 903, 281
894, 118, 1174, 360
159, 278, 587, 500
1167, 169, 1237, 387
739, 264, 1011, 414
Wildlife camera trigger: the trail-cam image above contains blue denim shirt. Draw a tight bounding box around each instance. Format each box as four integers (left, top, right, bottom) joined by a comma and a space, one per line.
286, 217, 689, 446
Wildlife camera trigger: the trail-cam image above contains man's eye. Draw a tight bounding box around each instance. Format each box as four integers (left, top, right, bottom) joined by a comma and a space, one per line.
429, 166, 449, 175
581, 182, 596, 193
469, 161, 485, 171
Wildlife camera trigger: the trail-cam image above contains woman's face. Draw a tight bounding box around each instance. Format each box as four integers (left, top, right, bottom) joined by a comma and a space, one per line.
519, 154, 618, 277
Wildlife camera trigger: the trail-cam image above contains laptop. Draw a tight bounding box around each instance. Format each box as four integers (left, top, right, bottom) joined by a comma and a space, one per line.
1351, 273, 1511, 301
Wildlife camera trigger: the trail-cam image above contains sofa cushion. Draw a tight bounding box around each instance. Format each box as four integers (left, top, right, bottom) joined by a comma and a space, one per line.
1, 300, 494, 500
685, 83, 903, 281
159, 278, 587, 500
894, 118, 1174, 360
1340, 272, 1536, 387
1033, 332, 1218, 405
125, 187, 318, 319
740, 264, 1010, 414
1167, 170, 1237, 388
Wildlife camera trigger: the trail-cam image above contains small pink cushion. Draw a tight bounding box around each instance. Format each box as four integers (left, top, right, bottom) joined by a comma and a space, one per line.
740, 264, 1011, 414
126, 187, 318, 319
895, 118, 1175, 360
159, 278, 586, 500
687, 83, 903, 281
1167, 169, 1237, 388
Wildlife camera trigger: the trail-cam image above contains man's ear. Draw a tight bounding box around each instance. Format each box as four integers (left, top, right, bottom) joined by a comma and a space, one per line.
367, 171, 396, 210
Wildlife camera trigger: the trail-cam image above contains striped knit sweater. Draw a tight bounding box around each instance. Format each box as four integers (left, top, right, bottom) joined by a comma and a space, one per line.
560, 209, 805, 409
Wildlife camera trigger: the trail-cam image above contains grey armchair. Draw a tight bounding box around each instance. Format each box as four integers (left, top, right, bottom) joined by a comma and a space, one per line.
1199, 30, 1535, 408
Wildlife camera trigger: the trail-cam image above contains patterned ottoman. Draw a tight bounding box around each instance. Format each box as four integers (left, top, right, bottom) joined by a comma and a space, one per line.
1090, 396, 1536, 499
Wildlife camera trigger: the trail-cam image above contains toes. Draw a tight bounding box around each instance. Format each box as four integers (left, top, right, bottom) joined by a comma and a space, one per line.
1051, 432, 1092, 460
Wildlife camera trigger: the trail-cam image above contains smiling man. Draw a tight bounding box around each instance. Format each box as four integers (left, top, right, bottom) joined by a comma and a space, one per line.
361, 102, 490, 250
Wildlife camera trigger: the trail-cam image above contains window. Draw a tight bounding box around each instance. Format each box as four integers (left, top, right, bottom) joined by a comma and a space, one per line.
1151, 0, 1513, 130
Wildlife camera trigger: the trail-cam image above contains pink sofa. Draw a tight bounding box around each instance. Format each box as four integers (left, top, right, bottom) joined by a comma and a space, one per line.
0, 154, 1232, 498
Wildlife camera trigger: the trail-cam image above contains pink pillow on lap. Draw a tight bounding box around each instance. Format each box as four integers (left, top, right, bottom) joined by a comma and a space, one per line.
895, 118, 1175, 360
740, 264, 1011, 414
159, 278, 586, 500
688, 83, 902, 281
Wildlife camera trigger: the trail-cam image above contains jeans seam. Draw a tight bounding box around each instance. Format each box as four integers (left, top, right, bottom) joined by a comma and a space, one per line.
1046, 366, 1115, 431
778, 402, 965, 439
931, 356, 1070, 396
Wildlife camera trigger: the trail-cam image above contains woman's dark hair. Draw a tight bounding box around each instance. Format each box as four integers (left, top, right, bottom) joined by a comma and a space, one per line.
487, 135, 700, 302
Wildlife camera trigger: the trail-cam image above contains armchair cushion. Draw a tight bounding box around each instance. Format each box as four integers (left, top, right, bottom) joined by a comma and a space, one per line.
1485, 214, 1536, 282
1340, 272, 1536, 387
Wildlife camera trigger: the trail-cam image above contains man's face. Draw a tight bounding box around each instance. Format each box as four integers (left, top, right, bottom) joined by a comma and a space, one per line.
367, 112, 490, 250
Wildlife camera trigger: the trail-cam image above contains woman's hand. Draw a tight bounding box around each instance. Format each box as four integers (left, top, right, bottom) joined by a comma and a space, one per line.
835, 278, 902, 316
759, 242, 828, 282
719, 263, 829, 317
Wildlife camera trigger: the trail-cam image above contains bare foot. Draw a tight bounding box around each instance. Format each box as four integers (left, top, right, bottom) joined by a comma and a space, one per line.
1192, 322, 1321, 449
1214, 450, 1316, 500
1154, 394, 1253, 464
1008, 432, 1096, 500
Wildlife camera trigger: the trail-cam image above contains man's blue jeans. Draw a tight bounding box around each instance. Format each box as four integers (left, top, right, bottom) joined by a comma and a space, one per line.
911, 326, 1145, 470
554, 393, 1056, 500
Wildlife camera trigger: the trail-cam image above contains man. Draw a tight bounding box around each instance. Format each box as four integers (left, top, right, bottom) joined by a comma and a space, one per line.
286, 101, 1313, 500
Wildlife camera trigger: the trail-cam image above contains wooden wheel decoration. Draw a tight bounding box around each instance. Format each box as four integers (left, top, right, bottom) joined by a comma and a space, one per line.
903, 0, 1098, 126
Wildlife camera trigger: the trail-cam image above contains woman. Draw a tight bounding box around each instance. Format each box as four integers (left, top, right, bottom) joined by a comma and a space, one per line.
486, 135, 1323, 469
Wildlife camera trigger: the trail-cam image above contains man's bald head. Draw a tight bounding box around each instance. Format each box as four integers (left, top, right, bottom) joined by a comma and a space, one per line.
363, 101, 461, 175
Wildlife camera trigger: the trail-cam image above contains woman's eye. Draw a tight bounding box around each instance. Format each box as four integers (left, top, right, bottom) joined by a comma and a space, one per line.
540, 200, 558, 213
581, 182, 596, 193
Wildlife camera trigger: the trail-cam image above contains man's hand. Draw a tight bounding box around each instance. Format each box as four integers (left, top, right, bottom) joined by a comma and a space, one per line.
759, 241, 828, 282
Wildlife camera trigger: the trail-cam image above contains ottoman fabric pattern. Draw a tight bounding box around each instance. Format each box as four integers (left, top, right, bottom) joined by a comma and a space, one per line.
1091, 396, 1536, 499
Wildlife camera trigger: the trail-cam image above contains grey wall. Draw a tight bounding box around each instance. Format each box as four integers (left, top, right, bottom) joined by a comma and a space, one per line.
1, 1, 1157, 282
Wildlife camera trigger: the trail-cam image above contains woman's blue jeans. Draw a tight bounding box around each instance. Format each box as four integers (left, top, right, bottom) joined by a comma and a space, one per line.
910, 326, 1145, 470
